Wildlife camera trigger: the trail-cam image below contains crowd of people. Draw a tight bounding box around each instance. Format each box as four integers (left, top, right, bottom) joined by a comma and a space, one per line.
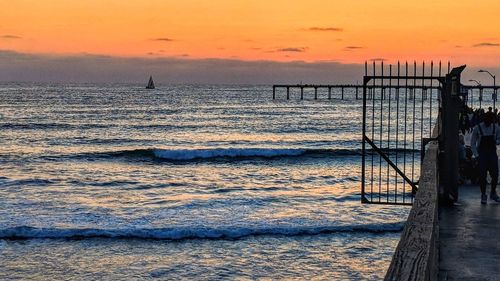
459, 106, 500, 135
459, 106, 500, 204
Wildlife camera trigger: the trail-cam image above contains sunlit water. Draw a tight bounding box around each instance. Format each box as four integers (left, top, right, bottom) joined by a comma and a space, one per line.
0, 84, 409, 280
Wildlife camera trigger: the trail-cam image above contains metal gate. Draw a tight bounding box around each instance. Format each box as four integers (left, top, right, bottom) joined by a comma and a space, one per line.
361, 61, 447, 205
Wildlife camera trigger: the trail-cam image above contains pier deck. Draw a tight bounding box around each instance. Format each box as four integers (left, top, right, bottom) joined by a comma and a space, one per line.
439, 185, 500, 280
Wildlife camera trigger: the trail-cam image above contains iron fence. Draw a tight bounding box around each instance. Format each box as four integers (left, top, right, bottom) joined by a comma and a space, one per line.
361, 61, 447, 205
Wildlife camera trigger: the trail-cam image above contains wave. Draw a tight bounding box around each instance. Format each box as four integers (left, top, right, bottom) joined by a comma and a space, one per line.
55, 147, 420, 162
0, 178, 55, 187
0, 123, 110, 130
71, 147, 364, 162
152, 148, 308, 160
0, 222, 404, 240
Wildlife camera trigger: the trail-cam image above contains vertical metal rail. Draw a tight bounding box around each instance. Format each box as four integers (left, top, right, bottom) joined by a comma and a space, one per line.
403, 62, 408, 204
430, 62, 434, 138
420, 62, 425, 158
395, 62, 400, 202
387, 65, 392, 202
411, 62, 417, 197
480, 88, 482, 109
361, 62, 368, 203
379, 63, 384, 202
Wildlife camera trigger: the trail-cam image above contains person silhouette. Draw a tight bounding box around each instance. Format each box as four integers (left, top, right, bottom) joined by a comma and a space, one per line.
471, 111, 500, 204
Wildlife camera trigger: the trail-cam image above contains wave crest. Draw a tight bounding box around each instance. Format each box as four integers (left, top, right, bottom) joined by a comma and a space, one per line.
152, 148, 307, 160
79, 147, 364, 162
62, 147, 417, 162
0, 222, 404, 240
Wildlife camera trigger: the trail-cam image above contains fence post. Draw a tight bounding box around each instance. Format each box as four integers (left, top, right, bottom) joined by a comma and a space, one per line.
440, 65, 466, 204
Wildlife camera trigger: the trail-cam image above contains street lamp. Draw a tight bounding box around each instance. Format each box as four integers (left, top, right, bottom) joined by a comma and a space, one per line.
478, 70, 496, 110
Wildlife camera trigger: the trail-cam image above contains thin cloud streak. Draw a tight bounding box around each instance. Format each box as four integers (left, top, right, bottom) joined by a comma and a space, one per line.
151, 38, 174, 42
473, 42, 500, 47
344, 46, 363, 51
308, 27, 343, 32
1, 35, 22, 39
276, 47, 308, 53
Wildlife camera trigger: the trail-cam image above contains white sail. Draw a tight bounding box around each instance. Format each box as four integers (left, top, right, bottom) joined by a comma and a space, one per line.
146, 76, 155, 89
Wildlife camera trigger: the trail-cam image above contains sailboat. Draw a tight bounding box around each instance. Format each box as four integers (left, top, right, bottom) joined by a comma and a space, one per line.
146, 75, 155, 89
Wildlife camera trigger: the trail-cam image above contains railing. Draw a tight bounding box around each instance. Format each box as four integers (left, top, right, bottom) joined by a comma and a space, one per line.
462, 85, 500, 110
361, 61, 445, 205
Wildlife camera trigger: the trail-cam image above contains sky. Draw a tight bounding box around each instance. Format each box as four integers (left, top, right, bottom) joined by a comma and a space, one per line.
0, 0, 499, 83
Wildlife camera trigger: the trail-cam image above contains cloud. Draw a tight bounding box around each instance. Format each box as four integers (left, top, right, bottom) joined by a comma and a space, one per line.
473, 42, 500, 47
276, 47, 308, 52
151, 38, 174, 42
344, 46, 363, 51
308, 27, 343, 32
1, 35, 21, 39
0, 49, 366, 84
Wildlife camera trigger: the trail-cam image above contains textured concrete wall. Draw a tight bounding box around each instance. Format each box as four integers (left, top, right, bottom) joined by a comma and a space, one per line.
384, 140, 440, 281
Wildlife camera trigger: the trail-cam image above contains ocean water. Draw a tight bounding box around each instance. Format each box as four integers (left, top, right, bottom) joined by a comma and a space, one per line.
0, 83, 409, 280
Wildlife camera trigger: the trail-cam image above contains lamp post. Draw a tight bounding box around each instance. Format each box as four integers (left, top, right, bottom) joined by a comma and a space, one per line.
478, 70, 496, 110
469, 80, 482, 108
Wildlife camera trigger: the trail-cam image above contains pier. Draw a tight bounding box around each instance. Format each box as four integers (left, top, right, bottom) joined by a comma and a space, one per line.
357, 62, 499, 280
439, 185, 500, 280
272, 84, 362, 100
272, 83, 499, 101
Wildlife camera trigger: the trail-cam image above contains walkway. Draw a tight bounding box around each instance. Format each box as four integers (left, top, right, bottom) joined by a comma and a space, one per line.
439, 185, 500, 280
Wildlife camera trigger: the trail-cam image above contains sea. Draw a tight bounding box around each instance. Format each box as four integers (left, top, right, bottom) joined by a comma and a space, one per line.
0, 83, 409, 280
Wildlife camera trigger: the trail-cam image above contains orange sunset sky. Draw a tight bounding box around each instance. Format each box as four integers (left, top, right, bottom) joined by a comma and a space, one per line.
0, 0, 500, 84
1, 0, 499, 64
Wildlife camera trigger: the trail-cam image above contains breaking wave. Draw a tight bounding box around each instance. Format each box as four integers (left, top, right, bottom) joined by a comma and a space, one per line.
69, 147, 365, 162
81, 147, 420, 161
0, 222, 404, 240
